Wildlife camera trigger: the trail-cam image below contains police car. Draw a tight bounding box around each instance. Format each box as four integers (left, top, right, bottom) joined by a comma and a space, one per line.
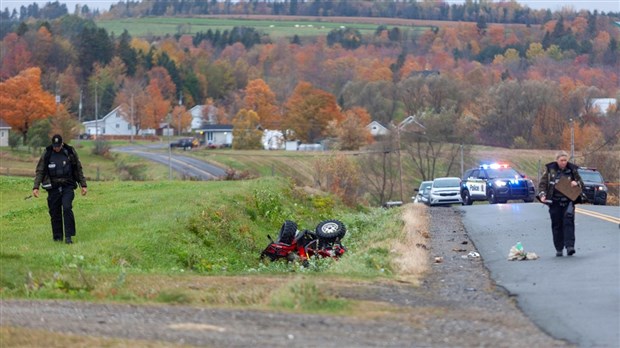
461, 163, 536, 205
577, 167, 607, 205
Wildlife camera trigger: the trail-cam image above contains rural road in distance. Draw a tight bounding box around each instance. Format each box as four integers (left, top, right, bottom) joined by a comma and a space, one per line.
459, 203, 620, 348
113, 144, 226, 180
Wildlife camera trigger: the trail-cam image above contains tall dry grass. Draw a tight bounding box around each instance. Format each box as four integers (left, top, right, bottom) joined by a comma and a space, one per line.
390, 203, 431, 283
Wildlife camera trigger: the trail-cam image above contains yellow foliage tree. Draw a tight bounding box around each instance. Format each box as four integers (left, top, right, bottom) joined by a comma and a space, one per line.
232, 109, 263, 149
0, 67, 55, 143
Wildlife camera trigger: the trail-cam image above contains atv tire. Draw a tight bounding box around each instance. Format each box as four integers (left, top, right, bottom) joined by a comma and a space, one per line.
277, 220, 298, 245
315, 220, 346, 240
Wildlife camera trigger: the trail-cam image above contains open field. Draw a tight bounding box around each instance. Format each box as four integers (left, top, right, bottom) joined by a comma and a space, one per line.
97, 15, 437, 38
0, 175, 411, 307
2, 143, 617, 203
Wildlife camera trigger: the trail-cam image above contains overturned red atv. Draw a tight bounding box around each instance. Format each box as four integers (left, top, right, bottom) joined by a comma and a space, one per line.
261, 220, 347, 264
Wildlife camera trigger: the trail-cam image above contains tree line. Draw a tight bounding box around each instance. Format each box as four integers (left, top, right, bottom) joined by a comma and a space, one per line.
6, 0, 618, 25
1, 2, 618, 203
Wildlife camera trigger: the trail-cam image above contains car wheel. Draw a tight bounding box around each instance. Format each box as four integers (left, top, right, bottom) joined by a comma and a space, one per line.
462, 190, 473, 205
315, 220, 346, 240
488, 189, 497, 204
277, 220, 298, 245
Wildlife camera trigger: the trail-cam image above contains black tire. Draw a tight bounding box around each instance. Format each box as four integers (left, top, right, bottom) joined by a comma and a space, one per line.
277, 220, 298, 245
315, 220, 346, 240
488, 189, 498, 204
462, 190, 473, 205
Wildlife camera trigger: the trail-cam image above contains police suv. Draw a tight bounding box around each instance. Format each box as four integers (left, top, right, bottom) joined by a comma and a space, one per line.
461, 163, 536, 205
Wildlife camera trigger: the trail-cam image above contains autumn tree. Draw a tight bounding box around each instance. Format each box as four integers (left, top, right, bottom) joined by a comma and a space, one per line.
357, 140, 399, 205
171, 105, 192, 135
141, 80, 170, 130
0, 67, 55, 143
0, 33, 32, 80
147, 66, 177, 101
283, 81, 342, 143
244, 78, 280, 129
115, 76, 145, 136
313, 154, 361, 206
50, 103, 81, 140
328, 107, 373, 150
232, 109, 262, 149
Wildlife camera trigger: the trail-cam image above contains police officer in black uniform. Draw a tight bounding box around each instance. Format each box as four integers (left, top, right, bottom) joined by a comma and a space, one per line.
33, 134, 88, 244
538, 151, 584, 257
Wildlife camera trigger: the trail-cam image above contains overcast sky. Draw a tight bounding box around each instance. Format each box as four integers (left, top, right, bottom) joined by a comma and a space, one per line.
2, 1, 619, 13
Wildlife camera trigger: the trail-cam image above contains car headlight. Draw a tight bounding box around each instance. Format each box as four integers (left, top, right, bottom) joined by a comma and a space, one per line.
597, 185, 608, 192
494, 180, 507, 187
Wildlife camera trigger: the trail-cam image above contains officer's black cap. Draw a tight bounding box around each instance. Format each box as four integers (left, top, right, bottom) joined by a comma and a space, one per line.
52, 134, 63, 148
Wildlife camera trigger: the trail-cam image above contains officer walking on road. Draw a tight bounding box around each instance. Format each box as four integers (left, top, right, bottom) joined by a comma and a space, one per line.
538, 151, 584, 257
33, 134, 88, 244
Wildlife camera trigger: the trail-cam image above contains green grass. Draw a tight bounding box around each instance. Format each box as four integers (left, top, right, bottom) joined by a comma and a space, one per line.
0, 175, 402, 306
96, 16, 427, 39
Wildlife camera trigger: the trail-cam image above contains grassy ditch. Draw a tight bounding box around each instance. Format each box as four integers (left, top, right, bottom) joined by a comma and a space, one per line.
0, 176, 426, 313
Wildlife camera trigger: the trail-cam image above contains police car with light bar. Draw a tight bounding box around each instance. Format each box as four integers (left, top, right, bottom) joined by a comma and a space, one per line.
461, 163, 536, 205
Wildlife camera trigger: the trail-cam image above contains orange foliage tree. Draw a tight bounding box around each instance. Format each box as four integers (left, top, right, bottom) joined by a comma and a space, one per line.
244, 79, 280, 129
141, 80, 170, 130
0, 67, 55, 143
283, 81, 343, 143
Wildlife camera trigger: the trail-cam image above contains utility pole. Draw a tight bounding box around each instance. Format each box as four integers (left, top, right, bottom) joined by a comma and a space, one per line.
177, 92, 183, 136
77, 89, 82, 144
570, 118, 575, 163
397, 126, 403, 202
130, 94, 135, 143
95, 81, 99, 139
167, 115, 172, 180
460, 143, 464, 178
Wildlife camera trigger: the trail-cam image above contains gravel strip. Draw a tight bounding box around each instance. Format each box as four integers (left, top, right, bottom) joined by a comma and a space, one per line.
0, 206, 573, 347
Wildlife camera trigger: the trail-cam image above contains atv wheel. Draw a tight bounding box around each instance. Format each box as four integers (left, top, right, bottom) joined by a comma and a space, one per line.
315, 220, 346, 240
277, 220, 298, 245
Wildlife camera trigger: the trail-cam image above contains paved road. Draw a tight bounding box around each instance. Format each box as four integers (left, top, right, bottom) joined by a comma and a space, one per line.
113, 144, 226, 180
459, 203, 620, 348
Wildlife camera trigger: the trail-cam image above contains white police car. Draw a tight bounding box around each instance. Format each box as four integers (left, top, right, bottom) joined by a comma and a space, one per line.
461, 163, 536, 205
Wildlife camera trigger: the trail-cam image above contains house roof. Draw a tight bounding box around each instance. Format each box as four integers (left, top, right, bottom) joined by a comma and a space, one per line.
198, 124, 233, 131
82, 106, 122, 125
398, 115, 426, 131
590, 98, 617, 114
0, 118, 10, 129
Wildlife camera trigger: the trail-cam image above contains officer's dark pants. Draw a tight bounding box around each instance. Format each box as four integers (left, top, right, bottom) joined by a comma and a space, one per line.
549, 200, 575, 251
47, 186, 76, 240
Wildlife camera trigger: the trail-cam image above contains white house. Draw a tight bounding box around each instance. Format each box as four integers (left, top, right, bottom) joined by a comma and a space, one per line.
82, 106, 161, 136
196, 124, 233, 147
83, 106, 135, 136
0, 118, 11, 147
366, 121, 390, 137
189, 105, 205, 130
590, 98, 617, 115
189, 104, 219, 130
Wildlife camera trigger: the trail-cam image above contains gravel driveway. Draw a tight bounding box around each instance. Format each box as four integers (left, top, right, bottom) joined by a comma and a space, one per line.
0, 206, 572, 347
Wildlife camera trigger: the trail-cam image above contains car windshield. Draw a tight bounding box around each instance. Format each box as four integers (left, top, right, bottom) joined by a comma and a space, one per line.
485, 167, 520, 179
420, 182, 432, 190
433, 178, 460, 188
579, 170, 603, 183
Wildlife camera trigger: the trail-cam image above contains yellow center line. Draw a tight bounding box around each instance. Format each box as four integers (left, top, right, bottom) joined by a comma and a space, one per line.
576, 207, 620, 224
